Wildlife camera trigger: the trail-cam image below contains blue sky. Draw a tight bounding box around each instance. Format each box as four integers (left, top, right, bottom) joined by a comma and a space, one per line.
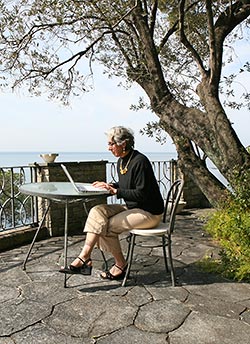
1, 42, 249, 153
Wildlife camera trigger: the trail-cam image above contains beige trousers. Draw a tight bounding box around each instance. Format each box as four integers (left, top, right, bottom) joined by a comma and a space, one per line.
84, 204, 162, 254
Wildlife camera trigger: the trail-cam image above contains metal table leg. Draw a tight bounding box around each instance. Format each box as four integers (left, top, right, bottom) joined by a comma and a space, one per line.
23, 200, 51, 270
64, 200, 69, 288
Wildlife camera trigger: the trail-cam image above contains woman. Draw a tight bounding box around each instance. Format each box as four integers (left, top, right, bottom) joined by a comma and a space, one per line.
59, 126, 164, 280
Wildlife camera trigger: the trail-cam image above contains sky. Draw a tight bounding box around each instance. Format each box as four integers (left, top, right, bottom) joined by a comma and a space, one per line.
0, 68, 175, 153
0, 43, 249, 153
0, 66, 175, 152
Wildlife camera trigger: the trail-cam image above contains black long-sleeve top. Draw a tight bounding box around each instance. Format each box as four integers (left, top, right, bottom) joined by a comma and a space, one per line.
112, 150, 164, 215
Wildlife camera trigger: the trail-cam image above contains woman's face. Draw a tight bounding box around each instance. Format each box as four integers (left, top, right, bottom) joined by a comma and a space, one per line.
107, 139, 126, 157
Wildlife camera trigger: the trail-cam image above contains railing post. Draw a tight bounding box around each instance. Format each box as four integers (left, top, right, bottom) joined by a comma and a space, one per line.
169, 159, 178, 184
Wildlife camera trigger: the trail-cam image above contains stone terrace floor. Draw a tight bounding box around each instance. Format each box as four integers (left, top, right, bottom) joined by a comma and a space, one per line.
0, 209, 249, 343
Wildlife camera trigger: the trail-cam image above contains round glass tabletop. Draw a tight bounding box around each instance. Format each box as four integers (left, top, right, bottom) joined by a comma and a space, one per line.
19, 182, 109, 200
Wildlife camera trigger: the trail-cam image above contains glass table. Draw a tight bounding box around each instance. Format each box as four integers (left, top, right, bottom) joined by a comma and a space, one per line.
19, 182, 109, 287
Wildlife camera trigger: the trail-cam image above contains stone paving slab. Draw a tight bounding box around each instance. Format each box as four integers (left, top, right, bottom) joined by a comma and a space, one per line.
44, 294, 137, 339
169, 311, 250, 344
134, 299, 191, 333
96, 326, 168, 344
0, 298, 52, 337
12, 324, 90, 344
0, 209, 249, 343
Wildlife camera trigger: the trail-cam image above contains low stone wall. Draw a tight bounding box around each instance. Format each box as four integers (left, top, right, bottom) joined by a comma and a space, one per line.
183, 174, 211, 208
172, 161, 211, 209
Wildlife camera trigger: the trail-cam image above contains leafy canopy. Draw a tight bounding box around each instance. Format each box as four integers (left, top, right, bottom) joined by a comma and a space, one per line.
0, 0, 249, 110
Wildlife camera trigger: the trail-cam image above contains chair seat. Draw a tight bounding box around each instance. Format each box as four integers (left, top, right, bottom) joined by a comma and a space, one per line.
130, 222, 169, 236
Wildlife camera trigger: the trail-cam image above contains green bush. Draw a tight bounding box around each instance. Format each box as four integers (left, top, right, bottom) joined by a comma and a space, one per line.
205, 206, 250, 281
205, 170, 250, 282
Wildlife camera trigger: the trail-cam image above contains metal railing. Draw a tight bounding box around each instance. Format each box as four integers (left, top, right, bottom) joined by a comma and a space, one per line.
0, 166, 39, 232
0, 160, 176, 232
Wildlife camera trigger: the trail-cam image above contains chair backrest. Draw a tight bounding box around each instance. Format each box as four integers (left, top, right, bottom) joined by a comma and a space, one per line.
162, 179, 184, 233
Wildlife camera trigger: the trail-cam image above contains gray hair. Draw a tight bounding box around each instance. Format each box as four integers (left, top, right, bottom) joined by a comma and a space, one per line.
106, 126, 135, 150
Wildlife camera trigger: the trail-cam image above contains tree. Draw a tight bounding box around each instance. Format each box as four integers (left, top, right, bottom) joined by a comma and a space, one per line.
0, 0, 250, 205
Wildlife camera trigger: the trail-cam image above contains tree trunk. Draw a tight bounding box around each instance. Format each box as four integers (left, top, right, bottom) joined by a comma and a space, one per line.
130, 7, 250, 206
146, 82, 250, 206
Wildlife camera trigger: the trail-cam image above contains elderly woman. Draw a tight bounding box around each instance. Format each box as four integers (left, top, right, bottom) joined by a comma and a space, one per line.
60, 126, 164, 280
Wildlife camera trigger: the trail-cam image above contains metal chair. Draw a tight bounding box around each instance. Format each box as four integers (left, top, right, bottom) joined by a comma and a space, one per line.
122, 179, 184, 287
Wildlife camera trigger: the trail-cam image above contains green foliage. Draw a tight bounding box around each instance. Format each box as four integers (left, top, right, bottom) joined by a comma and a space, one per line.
205, 171, 250, 282
0, 0, 249, 110
139, 121, 169, 145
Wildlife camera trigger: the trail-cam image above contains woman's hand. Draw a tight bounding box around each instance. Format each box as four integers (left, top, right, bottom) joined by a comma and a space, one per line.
92, 181, 117, 195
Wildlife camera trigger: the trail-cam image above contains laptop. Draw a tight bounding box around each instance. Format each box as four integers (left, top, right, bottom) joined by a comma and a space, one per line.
61, 164, 108, 194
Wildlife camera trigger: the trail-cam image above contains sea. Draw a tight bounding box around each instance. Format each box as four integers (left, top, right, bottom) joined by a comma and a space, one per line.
0, 151, 228, 187
0, 151, 177, 167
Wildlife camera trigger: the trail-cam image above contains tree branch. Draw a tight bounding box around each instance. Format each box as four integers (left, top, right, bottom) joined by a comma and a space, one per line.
179, 0, 207, 77
149, 0, 158, 37
158, 21, 178, 52
9, 1, 139, 87
159, 0, 200, 51
208, 1, 250, 90
205, 0, 219, 88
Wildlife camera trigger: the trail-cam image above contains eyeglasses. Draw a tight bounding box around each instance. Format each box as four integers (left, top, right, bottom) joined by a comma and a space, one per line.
108, 142, 116, 146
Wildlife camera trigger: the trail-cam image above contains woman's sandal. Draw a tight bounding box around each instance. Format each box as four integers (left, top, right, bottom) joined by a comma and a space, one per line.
100, 264, 127, 281
59, 257, 92, 275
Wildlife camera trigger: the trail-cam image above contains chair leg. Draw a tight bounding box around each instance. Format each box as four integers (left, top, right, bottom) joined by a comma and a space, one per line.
162, 235, 169, 273
167, 236, 176, 287
122, 233, 136, 287
125, 233, 132, 262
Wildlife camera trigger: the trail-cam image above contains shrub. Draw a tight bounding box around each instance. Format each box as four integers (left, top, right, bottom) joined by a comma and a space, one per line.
205, 169, 250, 282
205, 206, 250, 281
